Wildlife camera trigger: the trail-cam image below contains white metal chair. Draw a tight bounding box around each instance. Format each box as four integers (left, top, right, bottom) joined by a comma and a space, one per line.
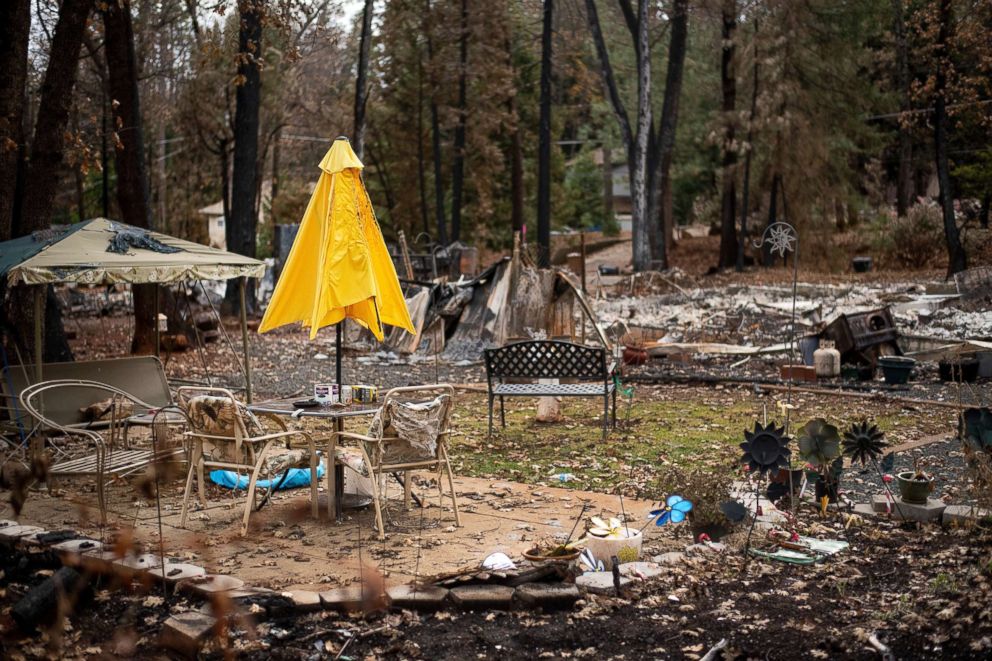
177, 386, 318, 536
334, 384, 461, 540
19, 379, 185, 524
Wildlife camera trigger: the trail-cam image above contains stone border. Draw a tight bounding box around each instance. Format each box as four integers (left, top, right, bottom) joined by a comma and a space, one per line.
0, 520, 602, 657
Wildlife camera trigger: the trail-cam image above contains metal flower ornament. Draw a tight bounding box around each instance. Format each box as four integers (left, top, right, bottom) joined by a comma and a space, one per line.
761, 222, 798, 258
740, 422, 792, 475
648, 495, 694, 526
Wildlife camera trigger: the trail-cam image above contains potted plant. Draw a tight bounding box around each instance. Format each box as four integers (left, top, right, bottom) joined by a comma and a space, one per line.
653, 463, 738, 541
523, 536, 583, 563
798, 418, 842, 503
896, 460, 935, 504
582, 516, 643, 568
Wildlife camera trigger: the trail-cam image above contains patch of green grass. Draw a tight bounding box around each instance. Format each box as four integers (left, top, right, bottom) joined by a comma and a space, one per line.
929, 572, 959, 594
446, 388, 951, 495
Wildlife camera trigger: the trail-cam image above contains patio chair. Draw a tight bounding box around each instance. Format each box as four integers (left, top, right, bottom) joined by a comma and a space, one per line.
18, 379, 186, 524
334, 384, 460, 541
176, 386, 318, 536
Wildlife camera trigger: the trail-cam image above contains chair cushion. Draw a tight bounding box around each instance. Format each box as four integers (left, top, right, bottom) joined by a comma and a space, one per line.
264, 448, 310, 476
334, 446, 367, 476
184, 395, 262, 437
79, 397, 135, 424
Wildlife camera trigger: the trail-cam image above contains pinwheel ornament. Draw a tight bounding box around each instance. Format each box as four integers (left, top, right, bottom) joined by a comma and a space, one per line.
648, 495, 693, 526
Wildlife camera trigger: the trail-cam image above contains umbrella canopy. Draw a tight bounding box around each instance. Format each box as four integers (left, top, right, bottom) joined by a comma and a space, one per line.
259, 137, 413, 341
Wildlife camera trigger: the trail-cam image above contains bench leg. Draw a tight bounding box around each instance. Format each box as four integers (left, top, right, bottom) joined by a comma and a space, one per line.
602, 394, 609, 440
499, 396, 506, 428
487, 394, 494, 438
612, 388, 618, 428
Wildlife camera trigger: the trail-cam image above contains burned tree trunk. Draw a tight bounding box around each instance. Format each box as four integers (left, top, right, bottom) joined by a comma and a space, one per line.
425, 0, 447, 245
536, 0, 554, 268
225, 0, 264, 312
450, 0, 469, 243
0, 0, 30, 242
718, 0, 738, 270
353, 0, 374, 159
892, 0, 913, 217
933, 0, 966, 276
655, 0, 688, 263
103, 0, 158, 354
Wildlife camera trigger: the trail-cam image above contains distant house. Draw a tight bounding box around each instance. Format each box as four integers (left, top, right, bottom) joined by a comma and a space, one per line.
197, 180, 273, 251
586, 148, 632, 232
197, 201, 227, 249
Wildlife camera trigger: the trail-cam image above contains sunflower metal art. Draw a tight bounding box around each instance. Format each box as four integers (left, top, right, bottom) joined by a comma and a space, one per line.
740, 422, 791, 474
797, 418, 841, 468
841, 420, 887, 466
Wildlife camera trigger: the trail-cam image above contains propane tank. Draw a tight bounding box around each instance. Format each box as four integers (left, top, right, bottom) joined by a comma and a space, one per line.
813, 340, 841, 378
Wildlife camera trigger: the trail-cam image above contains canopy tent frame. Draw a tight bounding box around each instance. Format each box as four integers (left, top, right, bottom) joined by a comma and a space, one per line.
0, 218, 264, 404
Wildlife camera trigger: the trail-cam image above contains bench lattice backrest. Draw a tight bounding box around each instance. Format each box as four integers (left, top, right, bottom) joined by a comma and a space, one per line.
484, 341, 607, 381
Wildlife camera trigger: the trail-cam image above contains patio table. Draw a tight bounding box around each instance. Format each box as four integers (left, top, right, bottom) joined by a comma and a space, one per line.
247, 398, 379, 521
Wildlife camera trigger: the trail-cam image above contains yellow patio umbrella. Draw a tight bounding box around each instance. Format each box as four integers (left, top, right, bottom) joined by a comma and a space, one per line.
259, 137, 414, 386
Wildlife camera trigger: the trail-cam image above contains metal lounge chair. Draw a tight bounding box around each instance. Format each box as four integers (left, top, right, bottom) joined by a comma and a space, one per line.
176, 386, 318, 536
333, 384, 461, 541
18, 379, 186, 524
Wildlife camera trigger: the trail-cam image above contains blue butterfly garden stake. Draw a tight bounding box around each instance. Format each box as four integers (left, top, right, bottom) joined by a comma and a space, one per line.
647, 495, 693, 526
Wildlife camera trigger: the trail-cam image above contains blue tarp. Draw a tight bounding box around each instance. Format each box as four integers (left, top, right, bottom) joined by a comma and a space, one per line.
209, 464, 325, 491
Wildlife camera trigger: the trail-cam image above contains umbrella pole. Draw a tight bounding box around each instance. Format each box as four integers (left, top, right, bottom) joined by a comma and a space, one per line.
239, 277, 253, 404
335, 321, 342, 401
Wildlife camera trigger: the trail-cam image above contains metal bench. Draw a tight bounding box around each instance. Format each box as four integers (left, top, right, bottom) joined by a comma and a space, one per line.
484, 340, 616, 439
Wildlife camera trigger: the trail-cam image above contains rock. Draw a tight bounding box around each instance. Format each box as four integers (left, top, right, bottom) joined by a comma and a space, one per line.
148, 563, 207, 585
513, 583, 580, 609
888, 497, 947, 523
177, 574, 244, 597
0, 525, 45, 545
52, 539, 103, 566
653, 552, 685, 565
386, 585, 449, 611
852, 503, 877, 518
282, 590, 322, 612
160, 612, 217, 658
111, 553, 165, 576
872, 494, 896, 513
449, 585, 515, 610
575, 571, 631, 596
942, 504, 991, 526
619, 562, 665, 580
319, 586, 368, 612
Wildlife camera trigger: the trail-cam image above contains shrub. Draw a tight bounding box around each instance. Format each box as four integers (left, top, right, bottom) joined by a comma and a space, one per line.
873, 203, 944, 267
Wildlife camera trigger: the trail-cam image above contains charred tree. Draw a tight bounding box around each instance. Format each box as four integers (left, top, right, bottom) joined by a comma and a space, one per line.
353, 0, 374, 158
16, 0, 93, 238
225, 0, 264, 312
536, 0, 554, 268
425, 0, 447, 245
718, 0, 738, 269
103, 0, 158, 354
585, 0, 654, 272
0, 0, 30, 242
656, 0, 688, 261
450, 0, 469, 243
892, 0, 913, 217
736, 19, 758, 272
933, 0, 966, 276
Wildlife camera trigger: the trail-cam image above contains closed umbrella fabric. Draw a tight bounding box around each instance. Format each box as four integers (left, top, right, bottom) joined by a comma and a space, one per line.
259, 138, 413, 340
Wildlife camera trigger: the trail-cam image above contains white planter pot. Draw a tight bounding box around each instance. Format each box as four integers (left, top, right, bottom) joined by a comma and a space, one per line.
584, 529, 643, 570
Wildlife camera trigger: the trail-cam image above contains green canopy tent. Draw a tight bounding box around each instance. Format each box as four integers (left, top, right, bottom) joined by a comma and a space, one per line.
0, 218, 265, 400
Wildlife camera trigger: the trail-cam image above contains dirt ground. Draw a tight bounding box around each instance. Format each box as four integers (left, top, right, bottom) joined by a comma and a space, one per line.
4, 473, 661, 592
2, 238, 991, 658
